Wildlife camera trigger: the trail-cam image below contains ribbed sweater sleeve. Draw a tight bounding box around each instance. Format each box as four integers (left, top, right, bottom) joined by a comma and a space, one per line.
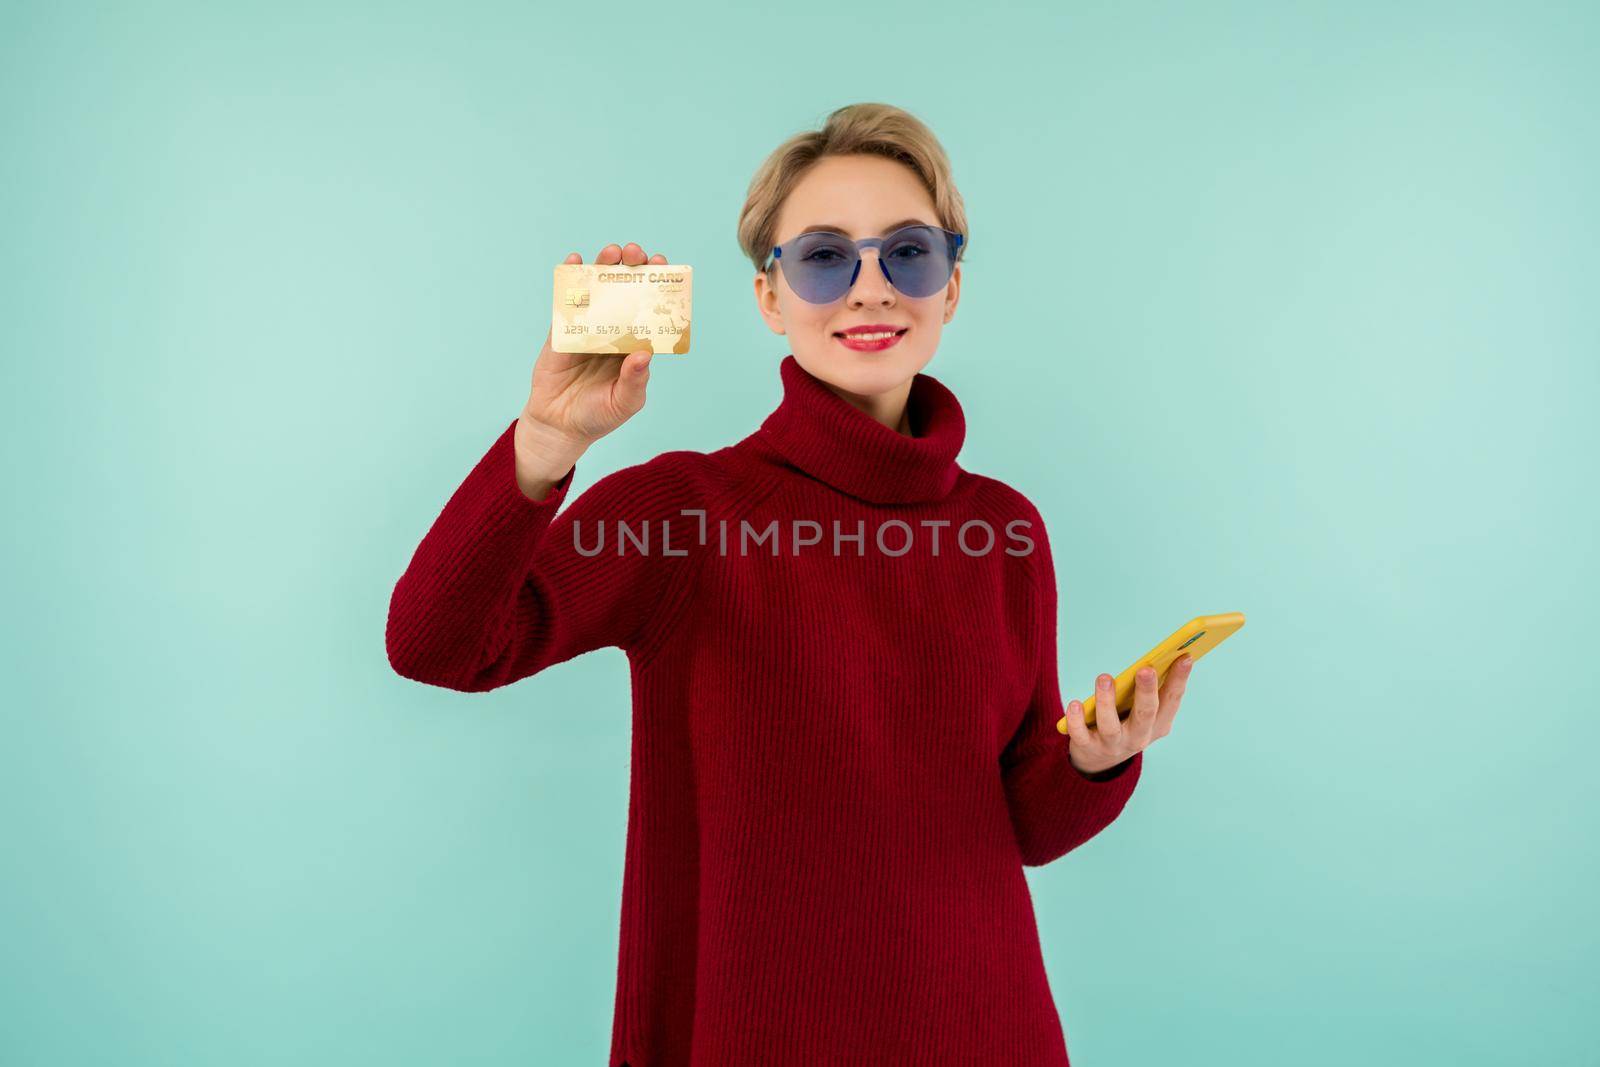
386, 417, 701, 692
999, 504, 1143, 867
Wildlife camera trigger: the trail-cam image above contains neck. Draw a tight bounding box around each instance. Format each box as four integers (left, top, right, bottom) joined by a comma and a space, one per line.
752, 354, 967, 505
823, 378, 914, 436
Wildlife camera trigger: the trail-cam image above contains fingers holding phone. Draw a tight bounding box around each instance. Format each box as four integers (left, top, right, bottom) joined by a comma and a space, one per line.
1062, 656, 1193, 778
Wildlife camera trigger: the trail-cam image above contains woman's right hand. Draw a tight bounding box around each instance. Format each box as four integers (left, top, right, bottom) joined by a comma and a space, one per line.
514, 241, 667, 500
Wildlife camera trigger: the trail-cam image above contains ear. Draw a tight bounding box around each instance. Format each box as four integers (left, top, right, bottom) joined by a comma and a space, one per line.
753, 269, 787, 336
942, 263, 962, 324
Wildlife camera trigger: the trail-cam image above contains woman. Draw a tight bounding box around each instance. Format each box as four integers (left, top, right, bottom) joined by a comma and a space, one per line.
387, 102, 1195, 1067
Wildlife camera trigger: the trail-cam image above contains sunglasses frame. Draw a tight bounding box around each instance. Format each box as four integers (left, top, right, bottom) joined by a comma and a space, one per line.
767, 223, 965, 304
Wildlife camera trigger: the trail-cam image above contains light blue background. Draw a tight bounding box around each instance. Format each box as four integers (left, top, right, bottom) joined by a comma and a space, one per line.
4, 2, 1594, 1064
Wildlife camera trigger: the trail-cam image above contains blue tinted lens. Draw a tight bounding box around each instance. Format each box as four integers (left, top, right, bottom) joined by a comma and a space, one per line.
879, 226, 954, 298
787, 232, 858, 302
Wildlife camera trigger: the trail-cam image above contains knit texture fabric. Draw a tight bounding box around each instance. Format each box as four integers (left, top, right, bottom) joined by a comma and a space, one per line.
387, 354, 1142, 1066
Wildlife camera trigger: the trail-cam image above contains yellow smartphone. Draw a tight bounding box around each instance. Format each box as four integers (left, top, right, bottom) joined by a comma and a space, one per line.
1058, 612, 1245, 732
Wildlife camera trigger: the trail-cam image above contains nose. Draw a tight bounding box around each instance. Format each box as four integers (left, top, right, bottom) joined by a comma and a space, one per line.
846, 249, 895, 307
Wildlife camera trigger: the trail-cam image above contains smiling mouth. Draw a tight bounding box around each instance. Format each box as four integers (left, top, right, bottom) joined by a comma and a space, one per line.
833, 328, 909, 340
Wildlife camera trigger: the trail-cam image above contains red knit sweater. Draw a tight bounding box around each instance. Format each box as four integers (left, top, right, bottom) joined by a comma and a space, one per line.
387, 354, 1142, 1066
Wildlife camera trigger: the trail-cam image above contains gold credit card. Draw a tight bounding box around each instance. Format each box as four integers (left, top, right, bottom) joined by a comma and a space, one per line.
551, 263, 692, 354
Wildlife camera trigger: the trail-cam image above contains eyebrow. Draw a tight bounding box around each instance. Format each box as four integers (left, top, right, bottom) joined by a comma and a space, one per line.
796, 217, 934, 239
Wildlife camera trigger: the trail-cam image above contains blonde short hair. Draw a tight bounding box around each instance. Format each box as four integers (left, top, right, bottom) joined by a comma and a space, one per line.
737, 102, 969, 275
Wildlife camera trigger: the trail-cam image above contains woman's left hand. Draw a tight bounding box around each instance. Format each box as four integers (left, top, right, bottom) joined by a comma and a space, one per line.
1062, 655, 1195, 777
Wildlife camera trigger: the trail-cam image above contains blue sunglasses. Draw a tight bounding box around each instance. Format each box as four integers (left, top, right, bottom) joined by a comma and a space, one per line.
768, 223, 965, 304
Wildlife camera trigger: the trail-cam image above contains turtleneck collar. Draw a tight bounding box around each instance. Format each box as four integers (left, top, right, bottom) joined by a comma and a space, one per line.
754, 354, 966, 505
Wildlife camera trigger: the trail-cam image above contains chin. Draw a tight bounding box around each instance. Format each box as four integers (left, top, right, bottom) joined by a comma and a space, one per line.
797, 337, 935, 397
